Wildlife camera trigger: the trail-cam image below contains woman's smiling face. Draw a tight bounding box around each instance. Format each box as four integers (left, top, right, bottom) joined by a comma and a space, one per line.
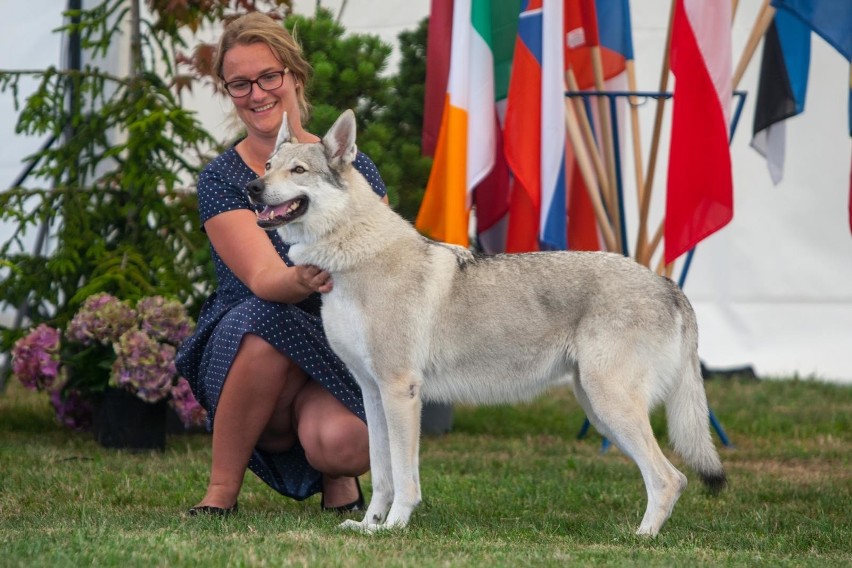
221, 42, 300, 141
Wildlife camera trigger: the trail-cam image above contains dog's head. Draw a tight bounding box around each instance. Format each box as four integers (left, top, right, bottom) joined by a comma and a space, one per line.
247, 109, 358, 243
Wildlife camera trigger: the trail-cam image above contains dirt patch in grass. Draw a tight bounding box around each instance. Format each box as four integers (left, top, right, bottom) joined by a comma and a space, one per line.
730, 458, 851, 484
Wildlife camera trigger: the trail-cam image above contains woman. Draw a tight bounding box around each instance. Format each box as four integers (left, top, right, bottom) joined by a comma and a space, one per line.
176, 12, 384, 515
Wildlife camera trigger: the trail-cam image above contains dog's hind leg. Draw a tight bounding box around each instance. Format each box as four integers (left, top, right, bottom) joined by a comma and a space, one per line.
572, 368, 687, 536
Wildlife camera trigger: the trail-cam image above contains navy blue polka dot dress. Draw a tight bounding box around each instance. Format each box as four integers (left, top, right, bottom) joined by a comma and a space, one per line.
175, 145, 386, 501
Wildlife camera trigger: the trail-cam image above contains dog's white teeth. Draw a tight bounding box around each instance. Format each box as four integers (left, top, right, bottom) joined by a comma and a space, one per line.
286, 201, 300, 214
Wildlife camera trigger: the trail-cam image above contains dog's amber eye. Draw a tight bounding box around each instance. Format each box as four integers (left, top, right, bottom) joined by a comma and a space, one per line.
264, 162, 271, 171
293, 166, 306, 174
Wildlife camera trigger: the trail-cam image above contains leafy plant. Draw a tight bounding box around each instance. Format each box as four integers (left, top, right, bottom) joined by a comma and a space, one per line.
290, 10, 432, 219
369, 18, 433, 220
0, 4, 208, 352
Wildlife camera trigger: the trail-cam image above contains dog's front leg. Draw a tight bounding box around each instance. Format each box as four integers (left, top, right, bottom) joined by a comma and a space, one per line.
378, 371, 424, 529
340, 378, 394, 532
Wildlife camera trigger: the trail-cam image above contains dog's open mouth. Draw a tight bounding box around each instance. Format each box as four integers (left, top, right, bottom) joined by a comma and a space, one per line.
256, 196, 309, 229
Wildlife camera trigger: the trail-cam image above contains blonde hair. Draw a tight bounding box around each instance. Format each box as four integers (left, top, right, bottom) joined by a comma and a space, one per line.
214, 12, 312, 121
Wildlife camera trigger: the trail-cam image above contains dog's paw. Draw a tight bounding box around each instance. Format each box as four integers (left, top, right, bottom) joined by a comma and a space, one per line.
338, 519, 385, 534
339, 519, 363, 531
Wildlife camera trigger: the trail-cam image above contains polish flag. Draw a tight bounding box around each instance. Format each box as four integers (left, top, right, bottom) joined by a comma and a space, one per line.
665, 0, 733, 263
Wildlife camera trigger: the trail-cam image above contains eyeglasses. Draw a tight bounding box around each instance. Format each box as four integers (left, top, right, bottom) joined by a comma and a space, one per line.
223, 69, 289, 98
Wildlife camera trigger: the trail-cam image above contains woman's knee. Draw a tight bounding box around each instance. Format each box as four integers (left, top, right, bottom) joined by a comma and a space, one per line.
301, 413, 369, 475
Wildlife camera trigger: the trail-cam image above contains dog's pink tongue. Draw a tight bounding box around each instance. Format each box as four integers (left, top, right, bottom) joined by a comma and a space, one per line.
257, 202, 293, 221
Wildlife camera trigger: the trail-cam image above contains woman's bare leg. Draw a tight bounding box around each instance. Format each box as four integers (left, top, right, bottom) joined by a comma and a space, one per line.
194, 333, 306, 509
294, 379, 370, 507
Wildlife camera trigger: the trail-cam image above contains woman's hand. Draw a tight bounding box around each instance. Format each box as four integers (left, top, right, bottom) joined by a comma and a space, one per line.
205, 209, 330, 303
293, 265, 333, 294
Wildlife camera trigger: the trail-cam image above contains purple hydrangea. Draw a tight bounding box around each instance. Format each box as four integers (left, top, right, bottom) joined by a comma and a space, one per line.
14, 293, 197, 431
136, 296, 194, 345
50, 388, 94, 431
111, 329, 176, 403
169, 377, 208, 429
66, 293, 136, 346
11, 324, 64, 391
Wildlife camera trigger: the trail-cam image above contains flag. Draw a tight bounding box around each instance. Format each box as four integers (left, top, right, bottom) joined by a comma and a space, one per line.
504, 0, 567, 252
416, 0, 499, 246
771, 1, 852, 234
596, 0, 633, 64
771, 1, 852, 60
417, 0, 520, 248
421, 0, 454, 158
665, 0, 733, 264
472, 3, 523, 253
751, 9, 811, 185
563, 0, 633, 252
564, 0, 627, 86
771, 0, 852, 136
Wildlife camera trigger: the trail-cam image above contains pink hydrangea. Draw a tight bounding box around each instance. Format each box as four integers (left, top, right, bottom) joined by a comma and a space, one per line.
66, 293, 136, 346
136, 296, 194, 345
169, 377, 208, 429
50, 388, 94, 431
111, 329, 176, 403
11, 324, 64, 391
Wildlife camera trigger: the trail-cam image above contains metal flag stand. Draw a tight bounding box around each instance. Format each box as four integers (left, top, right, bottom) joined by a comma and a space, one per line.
568, 89, 748, 452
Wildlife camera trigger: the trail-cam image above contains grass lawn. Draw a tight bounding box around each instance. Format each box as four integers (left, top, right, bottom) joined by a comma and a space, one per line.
0, 375, 850, 567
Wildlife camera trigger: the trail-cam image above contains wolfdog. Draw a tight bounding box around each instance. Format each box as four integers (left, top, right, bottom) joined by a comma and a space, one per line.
248, 110, 726, 536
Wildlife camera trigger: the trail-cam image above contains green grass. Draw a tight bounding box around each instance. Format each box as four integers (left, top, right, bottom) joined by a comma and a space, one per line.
1, 376, 850, 567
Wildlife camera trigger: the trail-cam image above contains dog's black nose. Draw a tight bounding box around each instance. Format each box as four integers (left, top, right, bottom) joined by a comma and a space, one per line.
246, 179, 265, 199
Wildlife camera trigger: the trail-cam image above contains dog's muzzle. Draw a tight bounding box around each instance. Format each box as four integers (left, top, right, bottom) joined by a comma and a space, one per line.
246, 179, 309, 230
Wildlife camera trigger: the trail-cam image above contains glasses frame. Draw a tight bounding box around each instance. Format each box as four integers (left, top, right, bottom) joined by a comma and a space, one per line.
223, 69, 289, 98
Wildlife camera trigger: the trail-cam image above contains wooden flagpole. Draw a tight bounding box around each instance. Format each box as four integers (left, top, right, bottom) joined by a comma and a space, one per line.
634, 0, 675, 267
732, 0, 775, 90
643, 0, 775, 270
589, 44, 623, 253
565, 68, 614, 230
626, 60, 646, 211
563, 90, 618, 253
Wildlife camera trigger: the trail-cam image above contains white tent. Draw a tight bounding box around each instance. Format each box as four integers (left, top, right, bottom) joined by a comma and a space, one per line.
2, 1, 850, 383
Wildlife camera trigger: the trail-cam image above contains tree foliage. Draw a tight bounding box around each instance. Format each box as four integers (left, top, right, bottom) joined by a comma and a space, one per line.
0, 1, 432, 358
283, 10, 432, 219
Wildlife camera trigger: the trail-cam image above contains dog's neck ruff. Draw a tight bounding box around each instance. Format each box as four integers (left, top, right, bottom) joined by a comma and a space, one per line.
286, 170, 405, 273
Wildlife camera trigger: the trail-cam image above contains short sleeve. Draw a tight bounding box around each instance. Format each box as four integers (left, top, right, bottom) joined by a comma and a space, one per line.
353, 152, 387, 198
196, 149, 259, 226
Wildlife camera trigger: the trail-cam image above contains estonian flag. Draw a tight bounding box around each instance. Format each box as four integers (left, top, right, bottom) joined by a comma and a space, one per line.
751, 9, 810, 185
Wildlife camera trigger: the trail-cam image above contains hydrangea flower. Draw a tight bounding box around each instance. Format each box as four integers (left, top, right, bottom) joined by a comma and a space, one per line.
136, 296, 195, 345
66, 293, 136, 346
169, 377, 208, 429
50, 388, 94, 431
13, 294, 197, 433
11, 324, 64, 391
111, 328, 176, 403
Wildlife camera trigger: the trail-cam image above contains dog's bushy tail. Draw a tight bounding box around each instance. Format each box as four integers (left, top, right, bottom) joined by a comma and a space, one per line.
666, 311, 727, 493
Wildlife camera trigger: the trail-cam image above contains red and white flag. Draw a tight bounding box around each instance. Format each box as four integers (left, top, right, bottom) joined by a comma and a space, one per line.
665, 0, 733, 263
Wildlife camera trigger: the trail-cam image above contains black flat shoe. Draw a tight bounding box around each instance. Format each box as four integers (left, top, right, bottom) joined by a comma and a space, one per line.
186, 502, 238, 517
321, 477, 365, 513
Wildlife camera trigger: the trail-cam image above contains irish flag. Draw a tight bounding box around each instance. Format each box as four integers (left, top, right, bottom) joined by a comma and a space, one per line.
416, 0, 499, 246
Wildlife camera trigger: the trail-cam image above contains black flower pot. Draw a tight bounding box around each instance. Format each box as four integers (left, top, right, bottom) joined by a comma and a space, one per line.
93, 388, 168, 451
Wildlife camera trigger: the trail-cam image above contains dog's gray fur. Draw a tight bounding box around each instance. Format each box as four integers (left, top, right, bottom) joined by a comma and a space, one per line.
248, 110, 726, 536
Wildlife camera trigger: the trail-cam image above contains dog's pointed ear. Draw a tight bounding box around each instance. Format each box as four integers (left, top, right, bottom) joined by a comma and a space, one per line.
322, 109, 358, 168
274, 111, 292, 152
